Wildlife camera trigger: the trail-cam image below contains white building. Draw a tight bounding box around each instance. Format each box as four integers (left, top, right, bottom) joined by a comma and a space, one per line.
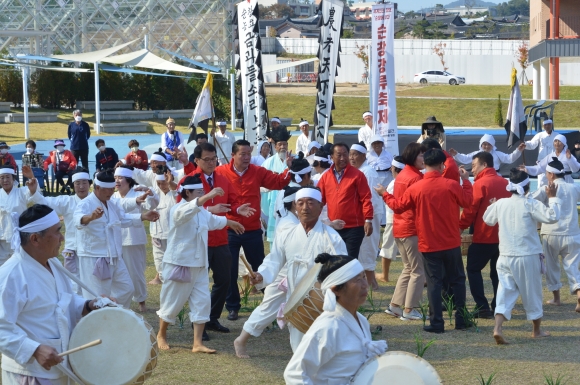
446, 5, 495, 16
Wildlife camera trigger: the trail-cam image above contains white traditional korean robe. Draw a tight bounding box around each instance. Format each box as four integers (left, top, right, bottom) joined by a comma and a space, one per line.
132, 167, 186, 189
453, 148, 522, 172
525, 130, 557, 187
261, 154, 288, 243
0, 248, 86, 383
284, 304, 387, 385
273, 181, 301, 230
358, 124, 373, 150
257, 219, 347, 351
296, 133, 312, 155
209, 130, 236, 165
358, 161, 384, 271
157, 198, 227, 324
483, 194, 561, 320
74, 193, 141, 308
379, 179, 398, 259
532, 178, 580, 294
526, 151, 580, 185
0, 183, 43, 265
113, 188, 159, 303
148, 185, 177, 278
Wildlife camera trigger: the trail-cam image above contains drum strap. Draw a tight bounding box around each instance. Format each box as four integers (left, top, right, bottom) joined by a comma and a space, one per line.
323, 227, 337, 255
57, 362, 87, 385
52, 259, 100, 298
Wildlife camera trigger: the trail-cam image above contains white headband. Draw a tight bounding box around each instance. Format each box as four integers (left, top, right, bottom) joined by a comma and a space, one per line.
506, 177, 530, 195
362, 112, 372, 119
114, 168, 134, 179
392, 160, 406, 170
554, 134, 567, 147
289, 166, 312, 183
295, 188, 322, 203
0, 168, 15, 175
351, 144, 367, 154
546, 165, 564, 174
543, 119, 553, 125
11, 210, 60, 250
313, 155, 331, 163
155, 174, 167, 181
370, 135, 384, 144
94, 179, 116, 188
178, 183, 203, 193
271, 118, 281, 124
71, 172, 91, 183
150, 154, 167, 162
283, 193, 297, 203
308, 141, 321, 151
299, 121, 309, 127
321, 259, 364, 312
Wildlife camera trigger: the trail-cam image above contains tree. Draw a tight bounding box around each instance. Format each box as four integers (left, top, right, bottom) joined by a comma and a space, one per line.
496, 0, 529, 17
404, 10, 416, 18
265, 4, 296, 19
515, 41, 529, 85
412, 20, 431, 39
429, 21, 447, 39
0, 49, 23, 106
432, 42, 448, 71
354, 44, 369, 73
342, 29, 354, 38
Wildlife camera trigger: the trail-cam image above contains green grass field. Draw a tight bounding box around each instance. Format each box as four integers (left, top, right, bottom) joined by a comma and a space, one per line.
396, 85, 580, 100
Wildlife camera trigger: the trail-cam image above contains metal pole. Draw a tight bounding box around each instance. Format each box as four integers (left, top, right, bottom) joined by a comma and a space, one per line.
22, 63, 29, 140
94, 62, 101, 134
230, 72, 236, 131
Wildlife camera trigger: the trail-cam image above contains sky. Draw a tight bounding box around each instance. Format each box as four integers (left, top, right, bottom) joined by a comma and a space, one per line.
390, 1, 501, 13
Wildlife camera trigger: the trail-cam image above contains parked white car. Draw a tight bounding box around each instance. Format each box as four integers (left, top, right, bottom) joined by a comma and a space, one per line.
414, 70, 466, 85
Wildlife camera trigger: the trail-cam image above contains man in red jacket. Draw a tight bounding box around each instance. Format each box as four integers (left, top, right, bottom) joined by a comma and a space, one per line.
219, 139, 291, 321
318, 143, 373, 259
459, 151, 510, 319
380, 149, 473, 333
422, 138, 460, 182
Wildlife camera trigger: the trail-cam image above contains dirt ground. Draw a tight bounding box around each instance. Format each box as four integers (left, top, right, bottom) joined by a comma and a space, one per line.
265, 83, 419, 96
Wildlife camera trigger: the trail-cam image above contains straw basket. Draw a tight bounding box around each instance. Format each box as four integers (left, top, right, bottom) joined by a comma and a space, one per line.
461, 234, 473, 256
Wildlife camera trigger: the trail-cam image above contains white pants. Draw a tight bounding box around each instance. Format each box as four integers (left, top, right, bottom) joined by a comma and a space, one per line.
151, 238, 167, 276
495, 255, 543, 321
542, 234, 580, 294
0, 239, 13, 266
243, 273, 286, 337
379, 222, 398, 260
2, 370, 69, 385
62, 250, 81, 295
78, 256, 134, 309
122, 244, 147, 303
157, 263, 210, 325
238, 249, 250, 277
168, 159, 183, 170
359, 213, 381, 271
376, 171, 393, 226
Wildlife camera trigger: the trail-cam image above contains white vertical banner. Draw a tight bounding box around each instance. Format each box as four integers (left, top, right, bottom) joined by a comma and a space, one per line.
371, 3, 398, 155
313, 0, 343, 144
235, 0, 268, 148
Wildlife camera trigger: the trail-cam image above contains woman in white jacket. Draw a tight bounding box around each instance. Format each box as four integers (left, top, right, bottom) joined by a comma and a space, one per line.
449, 134, 525, 173
520, 134, 580, 185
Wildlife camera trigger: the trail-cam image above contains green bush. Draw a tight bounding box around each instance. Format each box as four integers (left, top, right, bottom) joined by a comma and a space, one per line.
495, 94, 504, 127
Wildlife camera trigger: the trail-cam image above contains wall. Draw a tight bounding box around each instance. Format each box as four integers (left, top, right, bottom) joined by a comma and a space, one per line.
264, 37, 580, 85
531, 0, 580, 46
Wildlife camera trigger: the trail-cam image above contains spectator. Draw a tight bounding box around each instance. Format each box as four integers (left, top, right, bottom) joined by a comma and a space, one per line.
209, 120, 236, 166
21, 140, 44, 188
189, 133, 209, 164
124, 139, 148, 171
95, 139, 119, 172
161, 117, 185, 169
572, 140, 580, 179
0, 142, 17, 173
67, 109, 91, 169
43, 139, 77, 194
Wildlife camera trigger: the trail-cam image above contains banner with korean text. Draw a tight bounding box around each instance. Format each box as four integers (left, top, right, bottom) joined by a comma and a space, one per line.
371, 3, 398, 155
234, 0, 269, 149
313, 0, 343, 144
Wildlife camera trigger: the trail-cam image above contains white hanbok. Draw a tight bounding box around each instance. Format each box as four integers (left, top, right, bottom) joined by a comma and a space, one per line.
358, 124, 374, 150
157, 199, 227, 325
113, 188, 159, 303
532, 178, 580, 294
74, 193, 141, 308
0, 248, 85, 384
132, 167, 186, 189
273, 181, 301, 230
526, 151, 580, 184
525, 130, 557, 187
284, 304, 387, 385
367, 149, 393, 224
358, 161, 384, 271
260, 154, 287, 243
0, 184, 43, 265
296, 133, 312, 155
149, 186, 177, 277
256, 219, 347, 351
379, 179, 398, 259
209, 130, 236, 165
483, 194, 561, 320
453, 149, 522, 172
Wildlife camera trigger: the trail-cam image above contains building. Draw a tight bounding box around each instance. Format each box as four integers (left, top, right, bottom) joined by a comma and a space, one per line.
529, 0, 580, 100
446, 5, 496, 17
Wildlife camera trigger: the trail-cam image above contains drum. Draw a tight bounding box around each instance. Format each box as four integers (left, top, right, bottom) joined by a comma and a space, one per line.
461, 234, 473, 256
283, 263, 324, 334
351, 351, 442, 385
68, 307, 158, 385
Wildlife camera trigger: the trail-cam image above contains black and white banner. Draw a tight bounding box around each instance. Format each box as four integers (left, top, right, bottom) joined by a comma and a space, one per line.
233, 0, 269, 148
370, 3, 398, 155
313, 0, 343, 144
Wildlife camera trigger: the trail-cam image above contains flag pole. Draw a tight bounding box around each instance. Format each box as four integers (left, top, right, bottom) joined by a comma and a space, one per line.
210, 98, 230, 164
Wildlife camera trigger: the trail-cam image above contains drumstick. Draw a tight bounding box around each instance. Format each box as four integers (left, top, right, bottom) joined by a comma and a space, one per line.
58, 340, 102, 357
239, 253, 256, 280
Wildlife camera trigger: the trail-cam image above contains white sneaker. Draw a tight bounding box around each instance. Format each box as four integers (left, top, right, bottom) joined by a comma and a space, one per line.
400, 309, 424, 321
384, 305, 403, 318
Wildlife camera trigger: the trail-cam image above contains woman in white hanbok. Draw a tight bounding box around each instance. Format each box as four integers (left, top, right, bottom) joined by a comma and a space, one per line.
284, 253, 388, 385
520, 134, 580, 184
449, 134, 525, 173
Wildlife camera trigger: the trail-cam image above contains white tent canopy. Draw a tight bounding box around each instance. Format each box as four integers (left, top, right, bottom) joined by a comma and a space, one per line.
263, 57, 318, 74
52, 40, 137, 63
102, 49, 216, 74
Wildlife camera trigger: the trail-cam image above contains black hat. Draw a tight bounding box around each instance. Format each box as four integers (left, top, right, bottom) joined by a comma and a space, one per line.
547, 157, 564, 174
290, 152, 310, 173
421, 116, 444, 134
270, 125, 291, 143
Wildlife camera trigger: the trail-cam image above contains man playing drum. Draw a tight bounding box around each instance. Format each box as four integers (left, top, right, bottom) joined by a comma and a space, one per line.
234, 187, 347, 357
0, 204, 110, 385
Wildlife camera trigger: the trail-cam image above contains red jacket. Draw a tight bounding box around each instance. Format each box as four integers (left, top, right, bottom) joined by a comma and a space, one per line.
0, 153, 17, 172
43, 150, 77, 172
216, 160, 290, 232
318, 164, 373, 229
384, 171, 473, 253
124, 150, 149, 171
459, 167, 510, 244
391, 165, 423, 238
443, 151, 460, 182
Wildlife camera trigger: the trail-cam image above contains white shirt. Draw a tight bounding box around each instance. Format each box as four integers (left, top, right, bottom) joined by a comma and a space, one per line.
525, 130, 557, 162
132, 168, 186, 189
148, 186, 177, 239
359, 161, 385, 218
526, 151, 580, 177
0, 249, 85, 379
453, 149, 522, 171
358, 124, 374, 150
0, 185, 44, 243
284, 304, 383, 385
483, 194, 561, 256
531, 178, 580, 236
161, 131, 185, 152
367, 148, 393, 171
74, 193, 141, 259
385, 179, 395, 224
296, 133, 312, 155
113, 188, 159, 246
43, 195, 83, 251
209, 130, 236, 165
164, 199, 227, 268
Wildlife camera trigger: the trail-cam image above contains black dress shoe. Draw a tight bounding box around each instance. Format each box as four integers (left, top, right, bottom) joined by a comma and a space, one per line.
423, 325, 445, 334
227, 310, 239, 321
206, 320, 230, 333
473, 309, 494, 319
202, 330, 210, 341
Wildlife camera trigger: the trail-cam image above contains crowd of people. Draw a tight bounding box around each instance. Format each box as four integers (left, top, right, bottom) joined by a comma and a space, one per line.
0, 109, 579, 384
